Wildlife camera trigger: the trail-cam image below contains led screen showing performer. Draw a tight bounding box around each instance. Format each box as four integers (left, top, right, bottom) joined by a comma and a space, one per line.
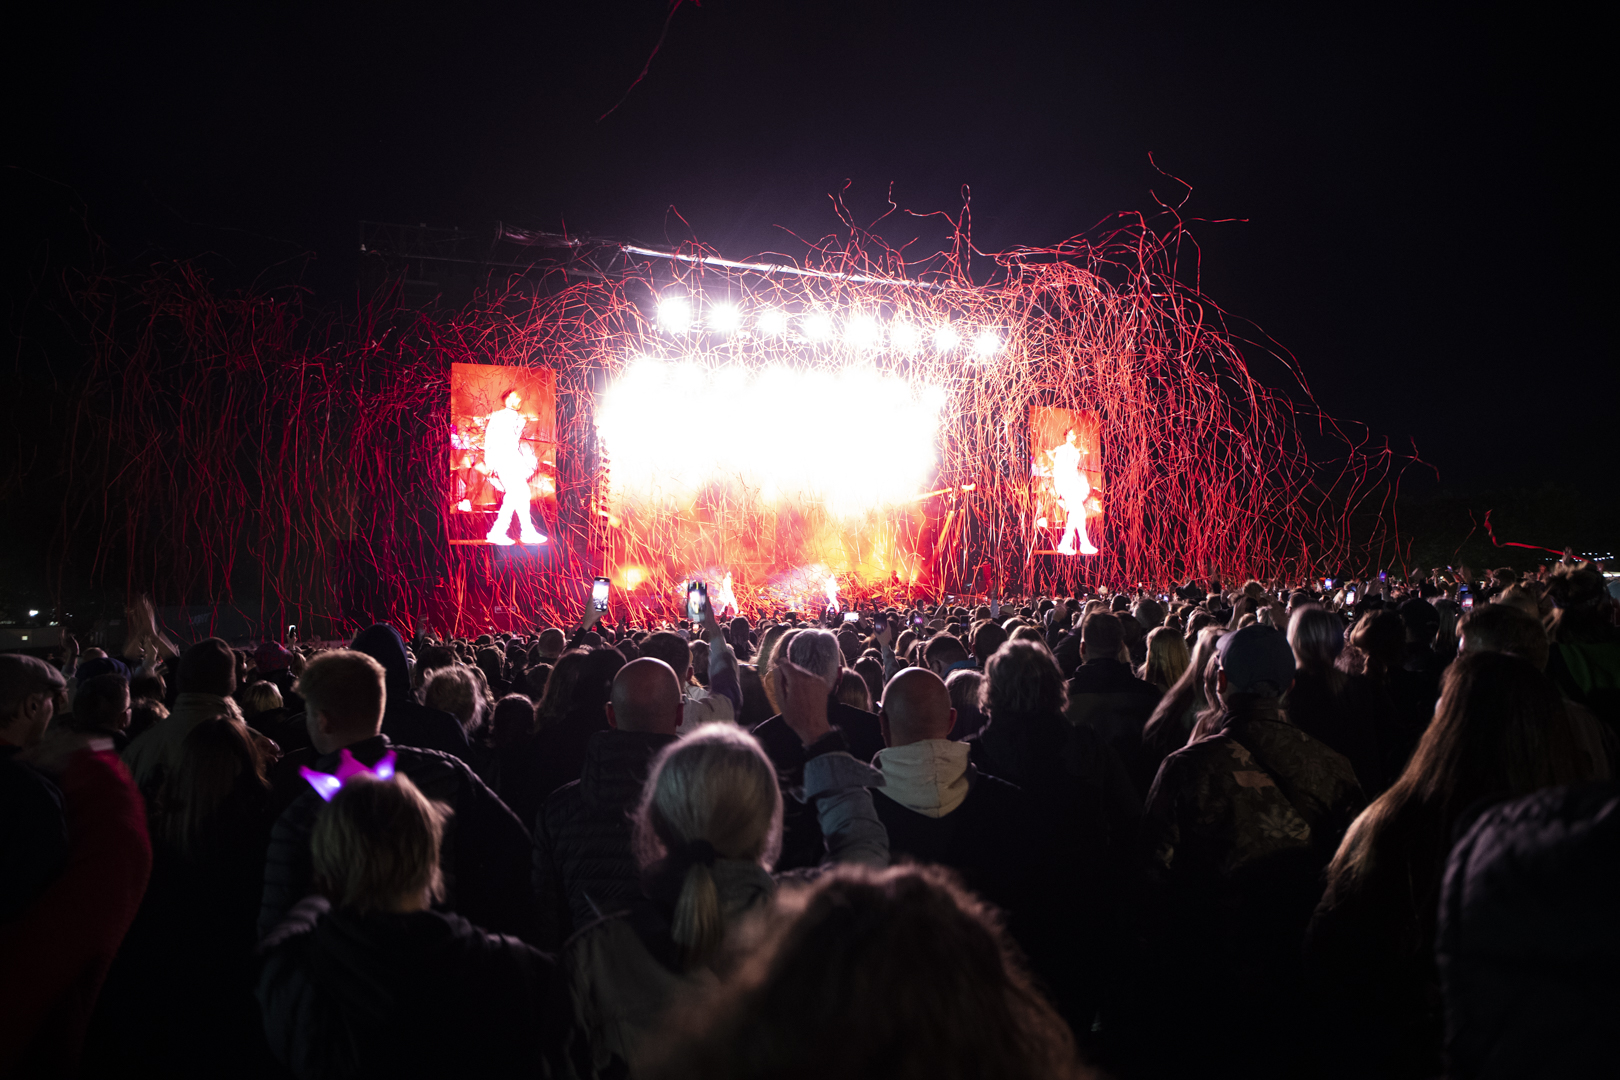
449, 363, 557, 545
1030, 406, 1103, 556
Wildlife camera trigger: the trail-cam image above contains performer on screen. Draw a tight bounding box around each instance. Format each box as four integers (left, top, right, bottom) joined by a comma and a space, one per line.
1050, 427, 1098, 556
483, 388, 547, 546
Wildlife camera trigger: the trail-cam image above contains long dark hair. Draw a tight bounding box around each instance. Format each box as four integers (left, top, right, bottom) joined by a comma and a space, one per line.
153, 717, 269, 857
635, 864, 1087, 1080
1321, 651, 1590, 924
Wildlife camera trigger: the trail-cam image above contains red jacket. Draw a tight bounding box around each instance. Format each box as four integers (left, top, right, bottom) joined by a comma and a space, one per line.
0, 744, 152, 1077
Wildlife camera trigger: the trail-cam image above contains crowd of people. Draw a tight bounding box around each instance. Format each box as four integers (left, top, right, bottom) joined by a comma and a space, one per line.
2, 560, 1616, 1078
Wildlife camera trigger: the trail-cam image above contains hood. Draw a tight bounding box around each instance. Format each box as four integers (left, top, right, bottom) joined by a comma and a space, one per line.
580, 729, 676, 810
351, 624, 411, 702
875, 739, 971, 818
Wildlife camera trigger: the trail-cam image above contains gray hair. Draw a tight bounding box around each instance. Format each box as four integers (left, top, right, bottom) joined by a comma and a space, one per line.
787, 629, 843, 690
1287, 604, 1344, 672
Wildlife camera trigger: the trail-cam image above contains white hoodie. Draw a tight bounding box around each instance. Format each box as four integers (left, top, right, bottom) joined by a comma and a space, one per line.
872, 738, 972, 818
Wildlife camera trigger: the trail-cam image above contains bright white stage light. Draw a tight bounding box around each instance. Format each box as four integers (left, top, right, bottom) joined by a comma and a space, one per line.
802, 311, 835, 342
972, 329, 1002, 357
889, 319, 921, 351
932, 322, 960, 350
708, 302, 741, 333
596, 362, 946, 516
845, 313, 882, 349
657, 296, 693, 333
756, 308, 789, 335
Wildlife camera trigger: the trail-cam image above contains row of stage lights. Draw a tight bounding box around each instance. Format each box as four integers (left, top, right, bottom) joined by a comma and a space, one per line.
654, 295, 1006, 357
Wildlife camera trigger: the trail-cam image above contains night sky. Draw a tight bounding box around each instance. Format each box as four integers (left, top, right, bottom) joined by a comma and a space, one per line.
6, 1, 1610, 501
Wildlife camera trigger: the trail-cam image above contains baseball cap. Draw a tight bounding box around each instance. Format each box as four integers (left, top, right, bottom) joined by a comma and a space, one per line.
1215, 624, 1297, 694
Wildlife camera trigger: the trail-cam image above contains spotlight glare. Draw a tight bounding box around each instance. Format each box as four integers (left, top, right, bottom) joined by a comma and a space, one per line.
972, 329, 1002, 356
802, 311, 835, 342
845, 313, 882, 349
933, 322, 960, 350
708, 302, 741, 333
756, 308, 789, 335
657, 296, 692, 333
889, 319, 921, 351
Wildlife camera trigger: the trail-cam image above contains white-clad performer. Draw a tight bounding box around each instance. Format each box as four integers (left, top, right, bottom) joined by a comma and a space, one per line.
483, 388, 546, 546
1050, 427, 1098, 556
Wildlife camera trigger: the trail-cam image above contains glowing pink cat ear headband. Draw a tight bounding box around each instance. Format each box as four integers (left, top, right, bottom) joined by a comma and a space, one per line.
299, 748, 397, 801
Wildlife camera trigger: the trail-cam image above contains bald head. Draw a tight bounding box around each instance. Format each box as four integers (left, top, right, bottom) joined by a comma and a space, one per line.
879, 667, 955, 747
607, 657, 683, 735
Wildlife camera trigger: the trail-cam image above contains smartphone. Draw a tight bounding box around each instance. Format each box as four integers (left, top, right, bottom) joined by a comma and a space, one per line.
687, 581, 707, 622
1345, 587, 1358, 605
592, 577, 611, 612
842, 611, 859, 624
1459, 584, 1474, 611
912, 613, 926, 628
1322, 578, 1335, 590
1378, 570, 1387, 582
873, 614, 888, 635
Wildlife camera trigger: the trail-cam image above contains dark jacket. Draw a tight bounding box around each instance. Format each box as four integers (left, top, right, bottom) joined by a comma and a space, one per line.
532, 729, 675, 949
967, 706, 1141, 863
1284, 668, 1392, 797
1065, 657, 1163, 799
259, 736, 537, 943
350, 624, 470, 762
752, 699, 886, 870
85, 800, 277, 1077
873, 759, 1105, 1026
1436, 782, 1620, 1080
259, 896, 559, 1080
0, 746, 68, 921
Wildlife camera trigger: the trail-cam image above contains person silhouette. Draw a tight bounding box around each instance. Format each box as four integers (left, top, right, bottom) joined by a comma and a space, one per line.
1049, 428, 1098, 556
483, 389, 546, 546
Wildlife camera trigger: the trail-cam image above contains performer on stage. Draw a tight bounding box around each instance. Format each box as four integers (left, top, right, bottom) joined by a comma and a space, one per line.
483, 388, 546, 546
1050, 427, 1098, 555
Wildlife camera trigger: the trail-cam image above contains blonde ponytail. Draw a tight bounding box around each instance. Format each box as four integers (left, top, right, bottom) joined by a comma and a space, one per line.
671, 860, 724, 965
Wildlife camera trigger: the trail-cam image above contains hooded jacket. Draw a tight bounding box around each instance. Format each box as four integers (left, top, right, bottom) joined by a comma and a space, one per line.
258, 896, 559, 1080
349, 625, 469, 762
532, 729, 676, 949
873, 738, 1101, 1028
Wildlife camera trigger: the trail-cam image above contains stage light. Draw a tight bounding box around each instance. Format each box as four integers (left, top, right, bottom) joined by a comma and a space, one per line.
889, 319, 921, 351
596, 362, 945, 516
972, 329, 1002, 357
845, 313, 882, 349
932, 322, 960, 350
802, 311, 835, 342
657, 296, 692, 333
756, 308, 789, 335
708, 302, 741, 333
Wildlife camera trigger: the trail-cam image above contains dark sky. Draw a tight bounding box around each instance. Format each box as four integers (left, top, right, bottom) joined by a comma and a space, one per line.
7, 0, 1610, 496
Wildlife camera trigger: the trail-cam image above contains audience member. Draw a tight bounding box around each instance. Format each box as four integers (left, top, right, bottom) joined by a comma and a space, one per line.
1065, 611, 1163, 798
1306, 651, 1596, 1079
350, 623, 470, 760
258, 649, 537, 942
259, 770, 559, 1077
637, 865, 1090, 1080
533, 657, 682, 948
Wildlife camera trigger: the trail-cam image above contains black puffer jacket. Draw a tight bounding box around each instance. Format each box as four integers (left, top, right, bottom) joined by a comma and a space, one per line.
531, 729, 675, 949
350, 625, 470, 762
1437, 782, 1620, 1080
259, 896, 559, 1079
258, 736, 538, 943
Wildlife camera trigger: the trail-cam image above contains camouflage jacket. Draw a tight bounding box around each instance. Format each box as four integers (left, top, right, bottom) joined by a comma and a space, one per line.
1142, 700, 1364, 887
